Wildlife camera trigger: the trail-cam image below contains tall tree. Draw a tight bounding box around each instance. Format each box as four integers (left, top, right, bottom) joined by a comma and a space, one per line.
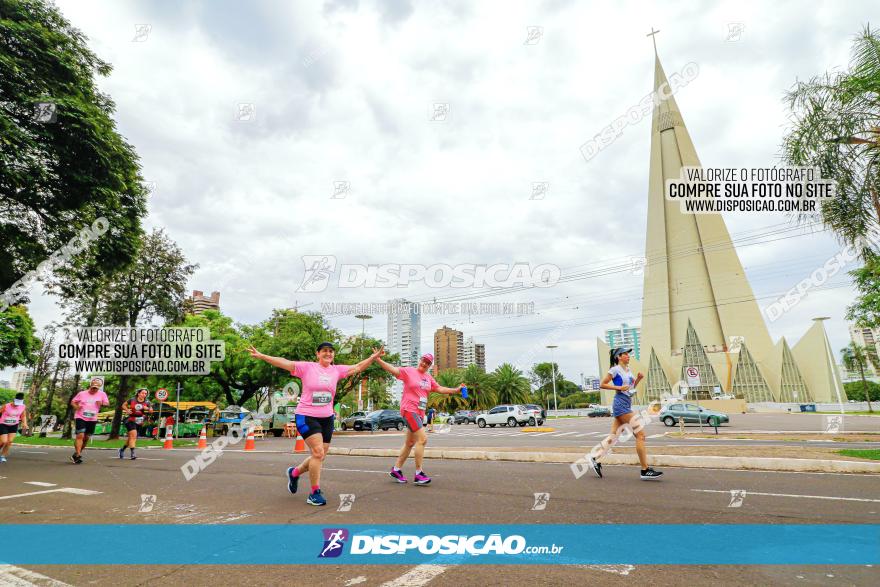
782, 24, 880, 247
99, 229, 197, 438
0, 0, 147, 291
0, 304, 37, 369
528, 362, 564, 408
841, 342, 877, 413
489, 363, 530, 405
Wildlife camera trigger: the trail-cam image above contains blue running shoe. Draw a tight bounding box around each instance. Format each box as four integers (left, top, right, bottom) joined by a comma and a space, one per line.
307, 488, 326, 506
286, 466, 299, 494
118, 447, 125, 459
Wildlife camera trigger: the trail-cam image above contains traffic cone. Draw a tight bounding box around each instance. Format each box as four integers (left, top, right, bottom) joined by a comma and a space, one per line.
244, 428, 256, 451
197, 426, 207, 450
162, 425, 173, 449
294, 432, 306, 453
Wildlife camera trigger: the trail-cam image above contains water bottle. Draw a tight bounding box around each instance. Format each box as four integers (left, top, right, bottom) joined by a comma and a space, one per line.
461, 386, 469, 399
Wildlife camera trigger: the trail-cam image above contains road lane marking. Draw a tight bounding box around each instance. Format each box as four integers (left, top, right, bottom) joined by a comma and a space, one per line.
0, 487, 102, 501
381, 565, 447, 586
692, 489, 880, 503
0, 565, 71, 586
23, 482, 56, 487
554, 432, 579, 437
17, 451, 49, 454
647, 433, 665, 439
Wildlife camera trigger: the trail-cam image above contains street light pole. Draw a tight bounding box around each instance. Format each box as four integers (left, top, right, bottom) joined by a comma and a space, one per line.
354, 314, 372, 411
547, 345, 559, 417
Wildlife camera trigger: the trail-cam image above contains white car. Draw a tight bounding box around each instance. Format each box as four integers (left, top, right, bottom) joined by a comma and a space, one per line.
477, 405, 543, 428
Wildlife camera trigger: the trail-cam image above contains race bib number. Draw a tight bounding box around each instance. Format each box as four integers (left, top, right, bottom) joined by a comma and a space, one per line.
418, 397, 427, 411
311, 391, 332, 405
3, 417, 17, 425
82, 410, 96, 419
135, 417, 144, 424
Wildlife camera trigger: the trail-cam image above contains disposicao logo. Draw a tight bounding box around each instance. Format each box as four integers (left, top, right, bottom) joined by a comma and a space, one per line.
318, 528, 349, 558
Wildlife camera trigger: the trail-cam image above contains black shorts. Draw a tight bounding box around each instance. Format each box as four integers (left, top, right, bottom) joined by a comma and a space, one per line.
295, 414, 334, 443
124, 421, 140, 432
0, 423, 19, 435
75, 418, 97, 435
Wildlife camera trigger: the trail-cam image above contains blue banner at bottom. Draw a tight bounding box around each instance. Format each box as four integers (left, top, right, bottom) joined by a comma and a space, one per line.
1, 524, 877, 565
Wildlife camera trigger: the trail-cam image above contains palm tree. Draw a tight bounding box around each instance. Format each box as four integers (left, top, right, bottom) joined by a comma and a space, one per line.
461, 364, 495, 410
841, 342, 876, 412
489, 363, 530, 405
782, 24, 880, 250
430, 369, 467, 414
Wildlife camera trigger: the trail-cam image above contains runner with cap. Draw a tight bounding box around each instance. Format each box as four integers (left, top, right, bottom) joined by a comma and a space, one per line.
70, 377, 110, 464
119, 388, 153, 460
374, 349, 464, 485
0, 392, 30, 462
248, 341, 383, 506
589, 347, 663, 480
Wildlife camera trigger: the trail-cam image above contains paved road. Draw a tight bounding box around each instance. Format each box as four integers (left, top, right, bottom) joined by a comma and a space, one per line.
328, 414, 880, 450
0, 445, 877, 586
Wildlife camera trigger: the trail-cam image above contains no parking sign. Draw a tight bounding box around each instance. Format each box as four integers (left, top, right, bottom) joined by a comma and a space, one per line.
685, 367, 701, 388
155, 388, 169, 402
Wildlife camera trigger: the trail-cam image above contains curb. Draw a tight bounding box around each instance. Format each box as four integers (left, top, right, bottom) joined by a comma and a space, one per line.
328, 447, 880, 474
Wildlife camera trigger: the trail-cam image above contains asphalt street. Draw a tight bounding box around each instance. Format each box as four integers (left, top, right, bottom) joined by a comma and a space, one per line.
0, 442, 877, 586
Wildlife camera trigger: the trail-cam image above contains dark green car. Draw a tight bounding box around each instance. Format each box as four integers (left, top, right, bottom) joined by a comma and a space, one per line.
659, 403, 729, 426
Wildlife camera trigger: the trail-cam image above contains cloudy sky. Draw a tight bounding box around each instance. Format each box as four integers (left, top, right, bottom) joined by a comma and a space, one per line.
4, 0, 875, 385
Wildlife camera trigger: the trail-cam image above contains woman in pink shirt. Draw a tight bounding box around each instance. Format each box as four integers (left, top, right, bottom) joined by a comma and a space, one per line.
375, 349, 464, 485
0, 392, 30, 462
70, 377, 110, 464
248, 341, 382, 506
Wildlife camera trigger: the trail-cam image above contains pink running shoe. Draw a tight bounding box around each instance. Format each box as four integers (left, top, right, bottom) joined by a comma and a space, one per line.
389, 468, 408, 483
414, 471, 431, 485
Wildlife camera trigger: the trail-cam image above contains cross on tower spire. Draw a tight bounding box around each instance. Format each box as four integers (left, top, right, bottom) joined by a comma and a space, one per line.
646, 27, 660, 54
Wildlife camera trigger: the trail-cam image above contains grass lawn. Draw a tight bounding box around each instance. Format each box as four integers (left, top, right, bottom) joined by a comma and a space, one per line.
11, 435, 196, 448
836, 449, 880, 461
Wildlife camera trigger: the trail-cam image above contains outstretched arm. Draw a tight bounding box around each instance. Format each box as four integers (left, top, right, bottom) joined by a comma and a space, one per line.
247, 345, 297, 372
373, 349, 401, 378
345, 346, 384, 377
433, 384, 464, 396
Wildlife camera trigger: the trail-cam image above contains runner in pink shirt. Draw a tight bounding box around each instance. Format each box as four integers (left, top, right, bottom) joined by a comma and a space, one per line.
248, 341, 382, 506
70, 377, 110, 464
374, 349, 464, 485
0, 392, 30, 463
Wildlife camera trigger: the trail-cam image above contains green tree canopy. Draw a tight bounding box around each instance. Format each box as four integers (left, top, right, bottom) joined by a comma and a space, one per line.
0, 304, 37, 368
489, 363, 530, 405
0, 0, 147, 291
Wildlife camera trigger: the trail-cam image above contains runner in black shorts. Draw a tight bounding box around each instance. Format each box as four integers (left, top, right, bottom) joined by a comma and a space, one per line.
70, 377, 110, 464
0, 393, 30, 463
120, 388, 153, 460
248, 342, 382, 506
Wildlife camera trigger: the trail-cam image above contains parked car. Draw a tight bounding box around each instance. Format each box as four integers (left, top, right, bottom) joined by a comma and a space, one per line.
452, 410, 479, 424
363, 409, 407, 431
524, 403, 546, 420
587, 406, 611, 417
340, 411, 368, 431
476, 405, 543, 428
659, 403, 729, 426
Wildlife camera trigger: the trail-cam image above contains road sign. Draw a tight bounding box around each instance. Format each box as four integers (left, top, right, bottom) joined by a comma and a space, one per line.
685, 366, 701, 387
155, 388, 169, 401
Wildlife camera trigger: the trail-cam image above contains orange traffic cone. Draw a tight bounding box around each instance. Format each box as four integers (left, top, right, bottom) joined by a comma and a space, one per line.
197, 426, 207, 450
294, 431, 306, 453
244, 428, 256, 451
162, 425, 173, 449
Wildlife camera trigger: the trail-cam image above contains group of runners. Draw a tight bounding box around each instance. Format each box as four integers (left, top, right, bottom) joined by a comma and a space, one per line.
0, 340, 662, 499
247, 340, 662, 506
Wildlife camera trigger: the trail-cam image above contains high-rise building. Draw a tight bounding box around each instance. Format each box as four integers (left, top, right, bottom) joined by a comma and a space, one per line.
849, 325, 880, 377
584, 376, 601, 391
434, 326, 463, 372
474, 343, 486, 371
387, 299, 421, 367
189, 290, 220, 314
596, 45, 844, 405
0, 380, 9, 390
604, 323, 641, 360
11, 370, 31, 393
460, 336, 486, 370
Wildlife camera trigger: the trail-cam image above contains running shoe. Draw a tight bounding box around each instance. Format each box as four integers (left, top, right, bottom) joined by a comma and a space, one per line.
307, 489, 326, 506
286, 466, 299, 494
71, 453, 82, 464
589, 456, 603, 478
640, 468, 663, 480
130, 453, 137, 460
0, 456, 7, 463
389, 468, 408, 484
413, 471, 431, 485
118, 447, 125, 459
